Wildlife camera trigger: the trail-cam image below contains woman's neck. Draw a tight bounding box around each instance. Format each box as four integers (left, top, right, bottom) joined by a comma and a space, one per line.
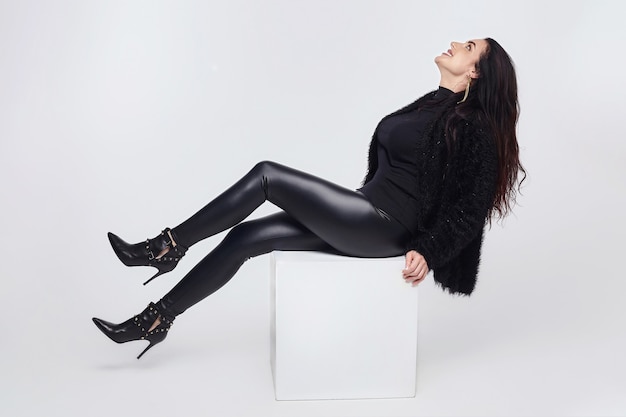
438, 75, 468, 93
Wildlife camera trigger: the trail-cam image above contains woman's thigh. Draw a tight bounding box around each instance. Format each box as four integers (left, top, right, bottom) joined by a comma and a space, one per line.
257, 161, 410, 257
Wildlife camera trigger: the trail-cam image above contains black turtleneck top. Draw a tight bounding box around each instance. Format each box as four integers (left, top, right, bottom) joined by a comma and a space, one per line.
358, 86, 454, 232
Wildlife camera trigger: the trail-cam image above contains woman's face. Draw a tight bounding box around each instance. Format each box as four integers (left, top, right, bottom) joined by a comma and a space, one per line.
435, 39, 489, 79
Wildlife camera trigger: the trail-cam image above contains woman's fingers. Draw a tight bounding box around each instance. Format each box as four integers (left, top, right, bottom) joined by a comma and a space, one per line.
405, 269, 427, 286
404, 252, 416, 272
403, 251, 419, 276
403, 250, 429, 286
404, 265, 426, 281
403, 256, 424, 277
404, 262, 425, 277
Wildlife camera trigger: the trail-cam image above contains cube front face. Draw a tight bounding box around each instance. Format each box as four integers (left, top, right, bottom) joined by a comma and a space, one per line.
270, 252, 418, 400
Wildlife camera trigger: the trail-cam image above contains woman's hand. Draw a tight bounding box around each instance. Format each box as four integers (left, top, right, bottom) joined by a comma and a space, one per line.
403, 250, 429, 287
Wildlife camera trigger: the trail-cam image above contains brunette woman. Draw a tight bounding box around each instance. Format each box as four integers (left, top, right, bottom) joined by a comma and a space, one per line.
93, 38, 525, 359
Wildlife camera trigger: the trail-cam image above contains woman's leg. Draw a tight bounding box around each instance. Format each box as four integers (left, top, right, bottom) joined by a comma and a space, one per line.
172, 161, 408, 258
157, 212, 337, 316
94, 163, 412, 356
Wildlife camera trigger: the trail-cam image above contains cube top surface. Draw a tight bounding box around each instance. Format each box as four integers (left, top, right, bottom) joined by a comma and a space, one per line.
272, 251, 405, 264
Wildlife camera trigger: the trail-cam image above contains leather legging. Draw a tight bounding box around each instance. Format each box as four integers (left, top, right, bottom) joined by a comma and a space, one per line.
157, 161, 410, 316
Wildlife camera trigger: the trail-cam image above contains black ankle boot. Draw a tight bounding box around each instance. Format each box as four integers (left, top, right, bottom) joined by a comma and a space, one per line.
92, 302, 175, 359
108, 227, 188, 285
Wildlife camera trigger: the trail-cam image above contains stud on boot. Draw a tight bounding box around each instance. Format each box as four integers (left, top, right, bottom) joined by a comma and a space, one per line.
108, 227, 188, 285
92, 302, 175, 359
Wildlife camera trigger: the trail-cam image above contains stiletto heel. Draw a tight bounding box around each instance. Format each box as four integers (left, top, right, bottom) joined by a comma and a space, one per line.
92, 302, 175, 359
142, 262, 173, 286
137, 341, 156, 359
108, 228, 187, 284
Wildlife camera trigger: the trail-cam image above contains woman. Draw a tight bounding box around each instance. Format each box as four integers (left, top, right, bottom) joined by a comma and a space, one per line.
93, 38, 525, 359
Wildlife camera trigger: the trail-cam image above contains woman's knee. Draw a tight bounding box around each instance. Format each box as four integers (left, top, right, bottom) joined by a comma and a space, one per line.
248, 161, 288, 199
251, 160, 281, 176
222, 217, 282, 252
223, 221, 258, 246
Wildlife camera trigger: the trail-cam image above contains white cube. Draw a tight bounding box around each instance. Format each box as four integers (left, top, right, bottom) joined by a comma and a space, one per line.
270, 251, 418, 400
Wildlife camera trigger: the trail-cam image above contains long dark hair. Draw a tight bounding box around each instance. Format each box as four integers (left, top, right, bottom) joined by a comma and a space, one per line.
451, 38, 526, 220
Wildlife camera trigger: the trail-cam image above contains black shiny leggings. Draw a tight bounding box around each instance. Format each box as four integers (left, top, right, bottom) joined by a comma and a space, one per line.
157, 161, 410, 316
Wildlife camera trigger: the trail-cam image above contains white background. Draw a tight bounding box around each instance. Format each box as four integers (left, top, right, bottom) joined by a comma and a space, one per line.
1, 1, 625, 416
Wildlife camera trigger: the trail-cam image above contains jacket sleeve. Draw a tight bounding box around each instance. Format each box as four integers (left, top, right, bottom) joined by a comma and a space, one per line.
407, 125, 497, 269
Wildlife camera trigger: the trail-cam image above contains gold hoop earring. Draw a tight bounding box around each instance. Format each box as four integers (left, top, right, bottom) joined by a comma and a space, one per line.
457, 76, 471, 104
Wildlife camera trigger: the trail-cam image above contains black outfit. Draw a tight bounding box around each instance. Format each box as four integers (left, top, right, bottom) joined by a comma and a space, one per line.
159, 161, 411, 316
359, 87, 454, 232
156, 87, 497, 317
363, 89, 497, 294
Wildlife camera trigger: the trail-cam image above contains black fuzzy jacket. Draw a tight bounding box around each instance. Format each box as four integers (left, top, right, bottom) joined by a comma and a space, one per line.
363, 91, 498, 295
